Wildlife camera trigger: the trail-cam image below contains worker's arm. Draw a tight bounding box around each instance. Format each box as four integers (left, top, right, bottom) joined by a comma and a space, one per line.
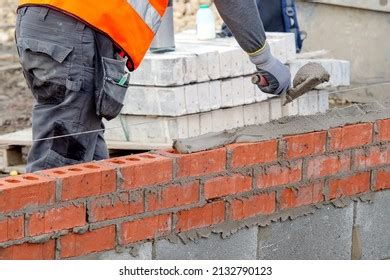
214, 0, 266, 53
214, 0, 291, 95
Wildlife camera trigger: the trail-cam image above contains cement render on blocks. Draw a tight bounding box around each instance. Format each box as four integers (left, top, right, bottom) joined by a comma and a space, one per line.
257, 204, 354, 260
74, 243, 153, 260
356, 191, 390, 260
155, 227, 258, 260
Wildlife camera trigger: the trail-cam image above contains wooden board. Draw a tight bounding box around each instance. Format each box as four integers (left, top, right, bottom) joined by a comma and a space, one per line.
0, 63, 21, 72
0, 128, 172, 174
0, 128, 172, 151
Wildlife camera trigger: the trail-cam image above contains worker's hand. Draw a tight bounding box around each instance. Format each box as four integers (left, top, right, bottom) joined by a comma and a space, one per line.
249, 42, 291, 95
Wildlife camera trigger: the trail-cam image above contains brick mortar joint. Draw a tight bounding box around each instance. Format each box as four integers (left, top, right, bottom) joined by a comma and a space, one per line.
2, 189, 389, 253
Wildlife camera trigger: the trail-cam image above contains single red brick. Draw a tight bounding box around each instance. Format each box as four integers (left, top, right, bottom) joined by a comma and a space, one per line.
204, 174, 252, 199
121, 214, 171, 244
281, 183, 324, 210
283, 132, 326, 159
306, 154, 350, 179
176, 201, 225, 232
0, 216, 24, 243
231, 193, 276, 220
329, 172, 370, 199
0, 174, 55, 213
106, 153, 172, 190
42, 162, 116, 201
353, 146, 389, 170
377, 119, 390, 142
227, 140, 277, 168
89, 192, 144, 222
329, 123, 373, 151
377, 169, 390, 191
148, 182, 199, 211
257, 161, 302, 189
60, 226, 116, 259
0, 240, 55, 260
164, 149, 226, 178
28, 204, 86, 236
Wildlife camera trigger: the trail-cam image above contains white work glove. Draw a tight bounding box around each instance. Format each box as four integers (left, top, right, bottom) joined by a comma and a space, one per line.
249, 42, 291, 95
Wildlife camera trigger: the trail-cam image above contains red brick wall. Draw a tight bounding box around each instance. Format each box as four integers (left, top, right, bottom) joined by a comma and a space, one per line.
0, 119, 389, 259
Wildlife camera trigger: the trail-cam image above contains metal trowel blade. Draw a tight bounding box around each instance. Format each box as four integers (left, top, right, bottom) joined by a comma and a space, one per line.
282, 62, 330, 106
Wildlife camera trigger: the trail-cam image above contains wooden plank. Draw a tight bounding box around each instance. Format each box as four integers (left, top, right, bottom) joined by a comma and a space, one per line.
0, 128, 172, 151
0, 146, 24, 171
2, 165, 26, 175
0, 54, 14, 60
0, 63, 22, 72
0, 128, 32, 146
0, 25, 15, 29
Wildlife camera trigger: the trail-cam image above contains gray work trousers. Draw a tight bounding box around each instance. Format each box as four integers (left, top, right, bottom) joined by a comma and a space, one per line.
15, 7, 129, 172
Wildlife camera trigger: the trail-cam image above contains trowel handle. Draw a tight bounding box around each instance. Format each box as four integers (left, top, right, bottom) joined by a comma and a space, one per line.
251, 74, 269, 87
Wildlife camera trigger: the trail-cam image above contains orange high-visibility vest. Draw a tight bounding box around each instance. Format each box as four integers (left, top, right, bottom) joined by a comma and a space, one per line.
18, 0, 168, 71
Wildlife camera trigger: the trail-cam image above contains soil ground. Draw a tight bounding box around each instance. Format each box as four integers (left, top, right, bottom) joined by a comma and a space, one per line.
0, 0, 33, 135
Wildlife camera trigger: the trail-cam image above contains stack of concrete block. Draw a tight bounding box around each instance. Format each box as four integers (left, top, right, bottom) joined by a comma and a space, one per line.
104, 31, 350, 146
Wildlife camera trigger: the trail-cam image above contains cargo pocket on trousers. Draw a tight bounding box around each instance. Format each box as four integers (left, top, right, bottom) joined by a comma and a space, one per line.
16, 37, 74, 105
95, 57, 129, 121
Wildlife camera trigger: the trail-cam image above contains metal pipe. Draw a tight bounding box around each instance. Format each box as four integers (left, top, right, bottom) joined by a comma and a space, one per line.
150, 0, 175, 53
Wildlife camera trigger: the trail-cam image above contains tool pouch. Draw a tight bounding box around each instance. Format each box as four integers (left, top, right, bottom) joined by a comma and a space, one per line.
95, 57, 129, 120
93, 32, 129, 121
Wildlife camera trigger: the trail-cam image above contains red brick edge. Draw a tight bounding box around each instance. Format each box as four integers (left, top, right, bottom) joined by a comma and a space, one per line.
0, 119, 389, 259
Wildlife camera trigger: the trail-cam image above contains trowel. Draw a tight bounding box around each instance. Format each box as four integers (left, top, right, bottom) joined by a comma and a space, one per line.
252, 62, 330, 106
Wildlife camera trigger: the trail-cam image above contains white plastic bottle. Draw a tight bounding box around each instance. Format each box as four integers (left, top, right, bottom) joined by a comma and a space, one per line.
196, 4, 216, 40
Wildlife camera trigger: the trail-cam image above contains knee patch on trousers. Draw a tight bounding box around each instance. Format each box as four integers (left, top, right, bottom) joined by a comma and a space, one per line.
52, 122, 86, 161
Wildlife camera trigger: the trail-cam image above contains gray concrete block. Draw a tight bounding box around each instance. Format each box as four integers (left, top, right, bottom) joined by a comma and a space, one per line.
129, 31, 296, 87
356, 191, 390, 260
269, 98, 283, 120
318, 90, 330, 113
75, 242, 152, 260
106, 99, 292, 144
197, 82, 211, 112
266, 32, 296, 62
282, 99, 299, 117
258, 204, 354, 260
243, 76, 256, 105
188, 114, 200, 138
184, 84, 199, 114
254, 86, 269, 103
221, 79, 234, 108
123, 76, 265, 117
209, 81, 222, 110
155, 228, 258, 260
232, 77, 246, 106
